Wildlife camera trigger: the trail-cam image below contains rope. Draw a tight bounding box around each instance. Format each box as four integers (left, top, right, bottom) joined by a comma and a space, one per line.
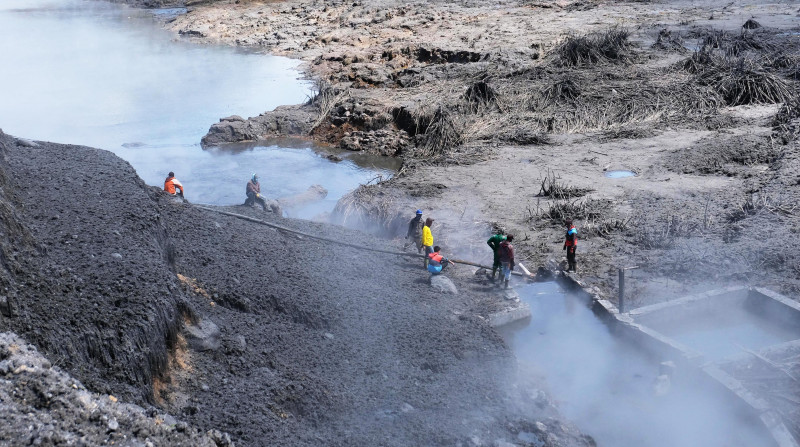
196, 206, 533, 278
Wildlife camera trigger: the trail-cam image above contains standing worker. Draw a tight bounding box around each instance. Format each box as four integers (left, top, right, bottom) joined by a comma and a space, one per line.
427, 246, 455, 275
422, 217, 434, 268
486, 228, 506, 282
403, 210, 424, 253
244, 173, 268, 211
563, 219, 578, 273
164, 171, 184, 198
498, 234, 515, 289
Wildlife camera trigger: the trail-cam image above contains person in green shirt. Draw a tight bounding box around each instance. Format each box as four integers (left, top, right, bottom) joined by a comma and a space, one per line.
486, 229, 507, 282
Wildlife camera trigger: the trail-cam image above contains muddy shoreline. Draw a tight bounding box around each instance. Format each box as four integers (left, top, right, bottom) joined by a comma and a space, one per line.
157, 0, 800, 303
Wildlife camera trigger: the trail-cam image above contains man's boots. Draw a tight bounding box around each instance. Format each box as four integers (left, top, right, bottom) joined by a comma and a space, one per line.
504, 279, 509, 289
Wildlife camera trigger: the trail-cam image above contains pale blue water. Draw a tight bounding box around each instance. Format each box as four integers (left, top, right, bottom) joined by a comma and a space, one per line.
604, 170, 636, 178
0, 0, 396, 218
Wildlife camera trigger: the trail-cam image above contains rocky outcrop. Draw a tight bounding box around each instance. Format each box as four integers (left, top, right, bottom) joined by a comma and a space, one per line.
200, 106, 316, 147
339, 129, 411, 156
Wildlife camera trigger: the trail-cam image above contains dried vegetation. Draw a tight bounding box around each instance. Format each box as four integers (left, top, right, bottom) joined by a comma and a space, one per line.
552, 28, 634, 66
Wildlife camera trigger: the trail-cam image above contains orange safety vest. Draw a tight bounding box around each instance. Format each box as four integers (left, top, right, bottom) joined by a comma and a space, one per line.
164, 176, 183, 195
428, 252, 443, 265
565, 225, 577, 247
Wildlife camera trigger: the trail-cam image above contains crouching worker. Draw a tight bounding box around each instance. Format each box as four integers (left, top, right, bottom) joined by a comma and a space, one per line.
498, 234, 515, 289
427, 246, 455, 275
244, 173, 267, 210
164, 172, 184, 198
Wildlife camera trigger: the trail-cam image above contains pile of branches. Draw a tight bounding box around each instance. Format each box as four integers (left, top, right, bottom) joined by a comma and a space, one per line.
539, 79, 581, 103
529, 76, 722, 132
694, 28, 777, 57
464, 79, 500, 112
414, 106, 464, 158
678, 50, 715, 73
537, 169, 592, 199
632, 213, 703, 249
725, 192, 796, 223
773, 95, 800, 143
552, 27, 634, 67
652, 28, 686, 53
306, 79, 347, 133
541, 197, 608, 222
331, 184, 405, 237
696, 57, 793, 106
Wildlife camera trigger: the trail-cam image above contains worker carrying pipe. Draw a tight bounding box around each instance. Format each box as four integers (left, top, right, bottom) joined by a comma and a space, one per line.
486, 228, 506, 283
497, 234, 515, 289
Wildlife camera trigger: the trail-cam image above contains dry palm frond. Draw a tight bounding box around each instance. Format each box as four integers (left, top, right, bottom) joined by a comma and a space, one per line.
552, 27, 633, 67
306, 79, 349, 134
697, 57, 792, 105
464, 80, 500, 112
773, 95, 800, 143
414, 106, 464, 158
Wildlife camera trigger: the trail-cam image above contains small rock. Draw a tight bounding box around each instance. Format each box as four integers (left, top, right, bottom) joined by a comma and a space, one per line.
111, 253, 123, 259
400, 402, 414, 413
107, 417, 119, 431
324, 333, 334, 340
235, 335, 247, 351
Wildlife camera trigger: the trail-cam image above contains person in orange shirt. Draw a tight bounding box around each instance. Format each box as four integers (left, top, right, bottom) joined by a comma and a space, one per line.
164, 171, 184, 198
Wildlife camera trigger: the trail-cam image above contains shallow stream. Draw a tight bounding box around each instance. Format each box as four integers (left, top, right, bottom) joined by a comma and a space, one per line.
503, 282, 775, 447
0, 0, 396, 218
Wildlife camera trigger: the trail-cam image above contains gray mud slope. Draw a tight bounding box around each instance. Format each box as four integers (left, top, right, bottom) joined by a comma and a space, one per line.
0, 130, 585, 446
0, 131, 190, 403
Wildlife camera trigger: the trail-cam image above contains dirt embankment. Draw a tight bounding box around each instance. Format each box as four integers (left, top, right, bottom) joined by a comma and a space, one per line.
163, 0, 800, 303
0, 128, 593, 446
0, 332, 228, 446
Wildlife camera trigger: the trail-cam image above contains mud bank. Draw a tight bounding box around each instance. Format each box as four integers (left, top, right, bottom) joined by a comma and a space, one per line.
0, 129, 593, 446
0, 332, 228, 446
156, 0, 800, 302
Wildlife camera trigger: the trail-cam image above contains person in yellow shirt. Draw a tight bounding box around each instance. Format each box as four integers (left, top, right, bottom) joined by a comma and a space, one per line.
421, 217, 434, 267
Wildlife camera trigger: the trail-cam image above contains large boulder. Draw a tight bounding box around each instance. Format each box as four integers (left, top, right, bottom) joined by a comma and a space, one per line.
201, 106, 316, 147
430, 275, 458, 295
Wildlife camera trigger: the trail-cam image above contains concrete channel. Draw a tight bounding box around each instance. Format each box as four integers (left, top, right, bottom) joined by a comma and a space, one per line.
492, 274, 800, 447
